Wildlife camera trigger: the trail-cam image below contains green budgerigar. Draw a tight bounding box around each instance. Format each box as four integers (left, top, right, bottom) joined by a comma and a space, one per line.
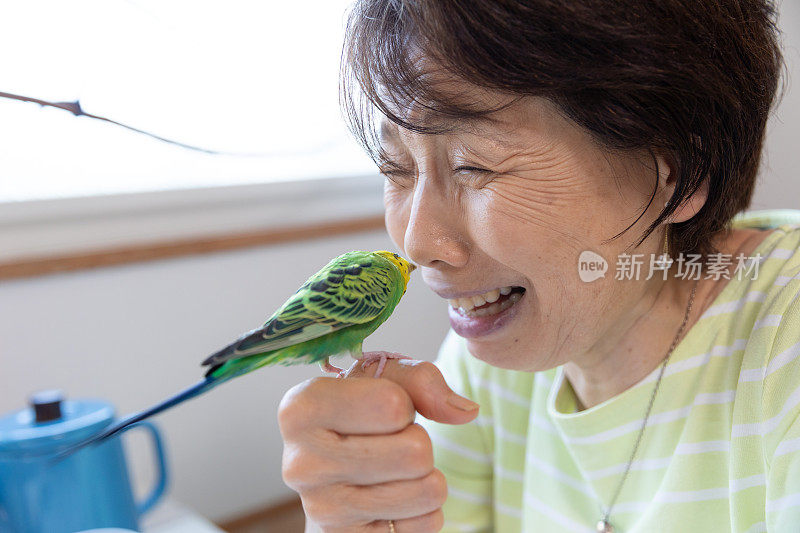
61, 250, 415, 455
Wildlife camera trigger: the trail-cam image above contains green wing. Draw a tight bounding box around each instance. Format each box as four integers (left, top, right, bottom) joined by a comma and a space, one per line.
201, 252, 400, 367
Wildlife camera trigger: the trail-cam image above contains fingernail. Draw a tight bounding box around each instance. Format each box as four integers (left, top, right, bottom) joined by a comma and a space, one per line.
446, 394, 479, 411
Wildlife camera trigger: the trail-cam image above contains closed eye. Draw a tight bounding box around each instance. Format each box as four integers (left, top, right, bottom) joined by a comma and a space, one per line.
379, 165, 492, 184
377, 157, 413, 176
378, 162, 416, 188
454, 165, 491, 174
379, 168, 412, 177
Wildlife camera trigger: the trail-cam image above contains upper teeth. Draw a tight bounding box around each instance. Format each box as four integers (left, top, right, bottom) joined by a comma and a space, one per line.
448, 286, 515, 311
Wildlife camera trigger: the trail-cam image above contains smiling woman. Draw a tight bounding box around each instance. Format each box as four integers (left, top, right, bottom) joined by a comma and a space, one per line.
277, 1, 800, 532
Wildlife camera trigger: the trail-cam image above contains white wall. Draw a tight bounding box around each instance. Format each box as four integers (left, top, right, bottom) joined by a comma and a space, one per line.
0, 230, 451, 522
754, 0, 800, 209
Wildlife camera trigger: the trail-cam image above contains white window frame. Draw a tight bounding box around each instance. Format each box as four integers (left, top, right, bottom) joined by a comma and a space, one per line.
0, 174, 385, 263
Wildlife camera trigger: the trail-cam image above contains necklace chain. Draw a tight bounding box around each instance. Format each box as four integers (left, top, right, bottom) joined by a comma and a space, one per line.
597, 277, 699, 532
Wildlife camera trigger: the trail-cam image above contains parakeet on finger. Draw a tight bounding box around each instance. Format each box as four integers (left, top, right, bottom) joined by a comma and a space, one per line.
59, 250, 415, 456
203, 249, 414, 377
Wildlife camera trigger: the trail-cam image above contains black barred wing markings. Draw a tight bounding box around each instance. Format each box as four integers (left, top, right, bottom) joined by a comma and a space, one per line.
202, 258, 396, 366
303, 262, 393, 324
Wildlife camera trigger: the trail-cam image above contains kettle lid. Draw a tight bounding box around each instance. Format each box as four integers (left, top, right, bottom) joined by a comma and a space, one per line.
0, 390, 115, 455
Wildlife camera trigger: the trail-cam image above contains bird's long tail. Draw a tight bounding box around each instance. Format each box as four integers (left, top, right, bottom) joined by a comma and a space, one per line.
55, 376, 222, 460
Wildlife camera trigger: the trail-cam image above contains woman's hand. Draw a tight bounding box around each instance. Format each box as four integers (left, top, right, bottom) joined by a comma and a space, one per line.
278, 356, 480, 532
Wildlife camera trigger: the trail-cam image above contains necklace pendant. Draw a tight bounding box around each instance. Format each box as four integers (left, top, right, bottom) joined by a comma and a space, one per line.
596, 519, 614, 533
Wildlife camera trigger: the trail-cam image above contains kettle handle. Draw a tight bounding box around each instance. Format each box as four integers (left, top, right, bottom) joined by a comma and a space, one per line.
124, 420, 169, 516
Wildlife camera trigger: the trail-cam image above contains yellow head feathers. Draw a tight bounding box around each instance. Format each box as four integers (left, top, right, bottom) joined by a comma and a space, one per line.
374, 250, 416, 286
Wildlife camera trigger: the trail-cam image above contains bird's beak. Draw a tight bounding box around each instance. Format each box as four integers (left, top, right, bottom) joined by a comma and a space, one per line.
408, 263, 417, 273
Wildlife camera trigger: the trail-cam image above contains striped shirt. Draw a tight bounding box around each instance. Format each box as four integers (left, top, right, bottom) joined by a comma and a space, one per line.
419, 209, 800, 532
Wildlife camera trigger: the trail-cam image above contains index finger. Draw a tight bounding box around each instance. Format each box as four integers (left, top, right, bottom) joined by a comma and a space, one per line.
346, 355, 480, 425
279, 375, 416, 437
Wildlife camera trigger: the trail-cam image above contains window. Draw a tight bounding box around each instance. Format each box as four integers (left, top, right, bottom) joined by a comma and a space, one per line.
0, 1, 383, 264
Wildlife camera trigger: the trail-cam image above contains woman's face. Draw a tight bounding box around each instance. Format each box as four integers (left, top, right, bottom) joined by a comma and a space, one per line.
381, 92, 672, 371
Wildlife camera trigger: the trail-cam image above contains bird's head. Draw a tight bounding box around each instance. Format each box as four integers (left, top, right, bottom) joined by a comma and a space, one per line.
374, 251, 416, 288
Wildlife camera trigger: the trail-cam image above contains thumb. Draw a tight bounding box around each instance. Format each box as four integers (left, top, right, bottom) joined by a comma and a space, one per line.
347, 354, 480, 425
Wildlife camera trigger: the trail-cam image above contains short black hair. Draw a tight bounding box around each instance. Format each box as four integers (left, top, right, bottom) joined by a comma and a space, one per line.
340, 0, 785, 258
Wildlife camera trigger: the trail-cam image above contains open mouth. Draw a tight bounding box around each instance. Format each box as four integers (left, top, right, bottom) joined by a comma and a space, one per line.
448, 286, 526, 318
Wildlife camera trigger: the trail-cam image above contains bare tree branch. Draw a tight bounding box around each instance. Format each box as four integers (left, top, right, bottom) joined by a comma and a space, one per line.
0, 90, 336, 157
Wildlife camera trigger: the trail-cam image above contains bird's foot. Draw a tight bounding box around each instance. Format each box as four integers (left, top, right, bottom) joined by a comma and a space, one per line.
358, 351, 411, 379
320, 358, 346, 378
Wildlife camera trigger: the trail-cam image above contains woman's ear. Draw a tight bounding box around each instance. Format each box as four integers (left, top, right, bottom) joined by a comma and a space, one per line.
655, 149, 709, 224
670, 178, 709, 224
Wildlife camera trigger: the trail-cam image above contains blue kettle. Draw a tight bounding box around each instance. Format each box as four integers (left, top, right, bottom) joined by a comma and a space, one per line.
0, 391, 168, 533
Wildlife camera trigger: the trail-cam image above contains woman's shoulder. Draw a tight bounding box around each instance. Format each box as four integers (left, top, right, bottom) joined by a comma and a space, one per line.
700, 211, 800, 329
730, 208, 800, 232
731, 208, 800, 274
727, 212, 800, 451
736, 212, 800, 325
722, 210, 800, 359
737, 228, 800, 386
737, 269, 800, 460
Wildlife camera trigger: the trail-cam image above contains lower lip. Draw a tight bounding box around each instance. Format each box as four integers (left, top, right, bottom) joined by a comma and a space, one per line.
447, 293, 525, 338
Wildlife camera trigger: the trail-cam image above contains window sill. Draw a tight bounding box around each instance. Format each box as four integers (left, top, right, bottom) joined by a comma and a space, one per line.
0, 175, 385, 280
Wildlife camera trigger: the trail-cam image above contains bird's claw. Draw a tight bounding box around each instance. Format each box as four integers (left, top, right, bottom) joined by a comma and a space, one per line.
321, 359, 346, 378
325, 352, 411, 379
358, 351, 411, 378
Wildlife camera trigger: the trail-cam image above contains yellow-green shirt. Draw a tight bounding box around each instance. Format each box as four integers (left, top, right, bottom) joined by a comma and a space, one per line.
420, 209, 800, 532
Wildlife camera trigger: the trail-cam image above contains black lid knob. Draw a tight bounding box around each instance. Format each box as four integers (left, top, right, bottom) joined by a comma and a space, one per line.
30, 390, 64, 423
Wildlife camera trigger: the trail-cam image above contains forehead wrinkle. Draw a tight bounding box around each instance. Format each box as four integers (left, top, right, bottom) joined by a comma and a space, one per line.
379, 114, 527, 154
459, 128, 574, 173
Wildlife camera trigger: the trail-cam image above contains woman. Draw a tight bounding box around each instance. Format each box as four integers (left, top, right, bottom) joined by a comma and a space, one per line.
279, 1, 800, 531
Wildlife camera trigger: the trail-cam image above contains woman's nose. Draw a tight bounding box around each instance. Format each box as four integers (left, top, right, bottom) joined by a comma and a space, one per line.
403, 176, 469, 269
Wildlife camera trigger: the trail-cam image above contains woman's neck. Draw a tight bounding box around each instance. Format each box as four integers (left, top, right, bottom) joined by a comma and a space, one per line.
563, 227, 772, 411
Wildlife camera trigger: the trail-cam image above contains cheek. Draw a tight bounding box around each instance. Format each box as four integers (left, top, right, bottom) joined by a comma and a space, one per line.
468, 181, 594, 271
383, 183, 411, 252
483, 174, 595, 226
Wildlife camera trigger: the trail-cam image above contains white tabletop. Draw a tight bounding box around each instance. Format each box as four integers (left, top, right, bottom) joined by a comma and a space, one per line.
141, 500, 225, 533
